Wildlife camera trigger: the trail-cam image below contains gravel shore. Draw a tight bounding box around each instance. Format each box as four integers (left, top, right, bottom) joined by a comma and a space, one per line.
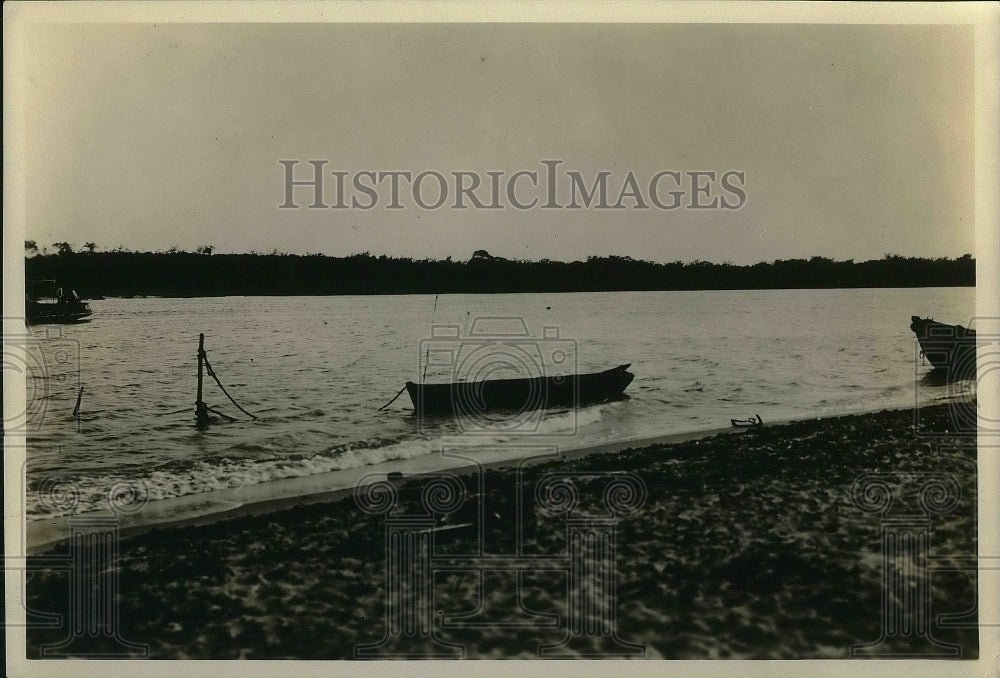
26, 403, 978, 659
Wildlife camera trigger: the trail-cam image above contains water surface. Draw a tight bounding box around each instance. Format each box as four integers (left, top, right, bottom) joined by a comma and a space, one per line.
25, 287, 975, 523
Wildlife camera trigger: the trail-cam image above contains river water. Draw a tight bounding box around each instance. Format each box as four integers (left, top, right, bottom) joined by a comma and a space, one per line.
22, 287, 975, 525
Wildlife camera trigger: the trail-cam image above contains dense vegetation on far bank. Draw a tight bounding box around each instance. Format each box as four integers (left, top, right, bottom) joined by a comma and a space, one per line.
23, 245, 975, 298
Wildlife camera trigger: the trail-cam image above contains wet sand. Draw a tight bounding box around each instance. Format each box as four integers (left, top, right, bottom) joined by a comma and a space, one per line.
25, 424, 742, 554
26, 404, 978, 659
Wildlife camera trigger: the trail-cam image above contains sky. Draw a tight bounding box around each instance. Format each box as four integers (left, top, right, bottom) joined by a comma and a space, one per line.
21, 22, 975, 264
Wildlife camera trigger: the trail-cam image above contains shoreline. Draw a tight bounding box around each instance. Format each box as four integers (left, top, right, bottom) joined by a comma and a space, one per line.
24, 251, 977, 299
24, 400, 965, 554
73, 283, 977, 301
25, 423, 742, 554
24, 401, 978, 659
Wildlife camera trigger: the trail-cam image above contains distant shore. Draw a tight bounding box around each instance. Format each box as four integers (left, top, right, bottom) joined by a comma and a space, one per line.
26, 403, 977, 659
25, 250, 975, 297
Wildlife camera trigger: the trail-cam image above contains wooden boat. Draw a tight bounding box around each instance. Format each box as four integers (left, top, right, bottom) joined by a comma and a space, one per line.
909, 316, 976, 374
731, 414, 762, 428
406, 364, 634, 415
26, 281, 93, 325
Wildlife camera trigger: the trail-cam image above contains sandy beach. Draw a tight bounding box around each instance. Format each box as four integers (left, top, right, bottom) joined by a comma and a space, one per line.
25, 403, 978, 659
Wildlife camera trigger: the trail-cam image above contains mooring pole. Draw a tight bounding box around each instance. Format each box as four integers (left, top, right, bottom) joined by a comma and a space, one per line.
72, 386, 84, 418
196, 333, 209, 428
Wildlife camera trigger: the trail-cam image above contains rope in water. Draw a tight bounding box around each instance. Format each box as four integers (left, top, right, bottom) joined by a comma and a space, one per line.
164, 406, 194, 416
206, 405, 238, 422
378, 385, 407, 411
202, 353, 258, 420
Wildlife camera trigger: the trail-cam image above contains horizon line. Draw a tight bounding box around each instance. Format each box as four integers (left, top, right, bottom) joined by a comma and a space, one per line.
22, 245, 976, 268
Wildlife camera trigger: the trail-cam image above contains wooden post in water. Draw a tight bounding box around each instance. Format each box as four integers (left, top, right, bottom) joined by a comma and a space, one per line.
195, 333, 210, 428
72, 386, 84, 418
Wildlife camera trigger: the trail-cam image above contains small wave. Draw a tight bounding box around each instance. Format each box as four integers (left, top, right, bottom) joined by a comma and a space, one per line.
25, 404, 613, 521
535, 404, 605, 433
27, 437, 458, 521
24, 415, 921, 528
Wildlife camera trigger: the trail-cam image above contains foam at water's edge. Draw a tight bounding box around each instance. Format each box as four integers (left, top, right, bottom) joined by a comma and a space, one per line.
26, 398, 963, 554
25, 420, 736, 554
25, 369, 971, 546
25, 402, 608, 522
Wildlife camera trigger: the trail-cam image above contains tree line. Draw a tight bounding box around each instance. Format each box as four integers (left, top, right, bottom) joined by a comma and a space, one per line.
23, 244, 975, 297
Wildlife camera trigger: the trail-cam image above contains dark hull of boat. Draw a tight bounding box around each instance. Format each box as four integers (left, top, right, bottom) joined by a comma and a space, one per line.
909, 316, 976, 374
26, 302, 93, 325
406, 364, 634, 415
